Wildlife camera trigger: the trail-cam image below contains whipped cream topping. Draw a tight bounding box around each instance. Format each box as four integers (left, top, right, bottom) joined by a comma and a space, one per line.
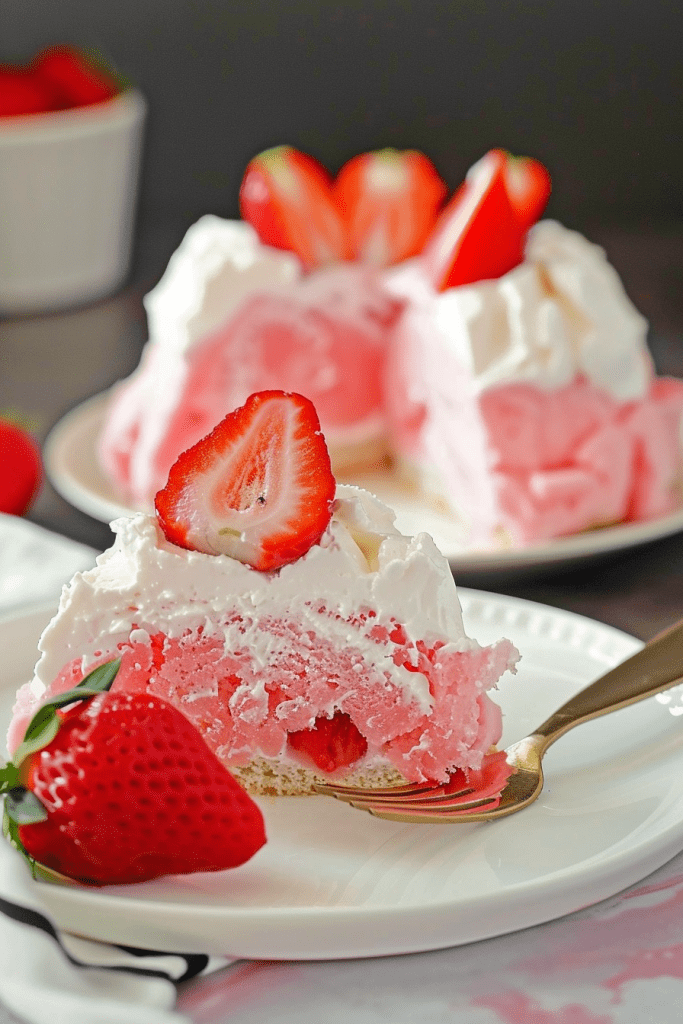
144, 216, 301, 355
387, 220, 652, 402
30, 486, 473, 716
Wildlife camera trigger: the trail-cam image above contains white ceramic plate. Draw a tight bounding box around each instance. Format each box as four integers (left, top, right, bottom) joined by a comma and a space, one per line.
5, 594, 683, 959
45, 391, 683, 573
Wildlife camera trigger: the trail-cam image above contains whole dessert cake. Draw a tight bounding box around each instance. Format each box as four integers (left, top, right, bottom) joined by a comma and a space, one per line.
14, 392, 518, 797
98, 145, 683, 549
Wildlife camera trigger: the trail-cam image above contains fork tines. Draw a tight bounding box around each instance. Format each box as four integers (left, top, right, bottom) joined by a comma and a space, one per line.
313, 775, 502, 821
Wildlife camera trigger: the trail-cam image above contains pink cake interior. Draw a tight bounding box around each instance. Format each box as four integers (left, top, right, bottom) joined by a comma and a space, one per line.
10, 605, 516, 786
482, 375, 683, 542
385, 344, 683, 545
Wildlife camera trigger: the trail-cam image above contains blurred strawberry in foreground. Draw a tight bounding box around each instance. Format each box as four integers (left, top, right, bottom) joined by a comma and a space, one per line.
0, 417, 41, 515
334, 148, 448, 267
422, 148, 551, 291
239, 145, 346, 269
155, 390, 336, 571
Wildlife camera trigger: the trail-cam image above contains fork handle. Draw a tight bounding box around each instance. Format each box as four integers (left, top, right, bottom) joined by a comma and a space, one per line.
534, 617, 683, 749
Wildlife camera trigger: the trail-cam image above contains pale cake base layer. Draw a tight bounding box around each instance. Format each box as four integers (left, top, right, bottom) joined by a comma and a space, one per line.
232, 755, 409, 797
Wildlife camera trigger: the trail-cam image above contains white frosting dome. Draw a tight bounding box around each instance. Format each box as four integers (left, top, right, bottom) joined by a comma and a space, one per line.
30, 486, 469, 713
388, 220, 652, 402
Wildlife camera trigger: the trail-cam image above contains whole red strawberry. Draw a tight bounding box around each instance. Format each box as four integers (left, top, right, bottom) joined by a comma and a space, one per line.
155, 390, 336, 571
1, 661, 266, 885
32, 46, 118, 109
0, 417, 42, 515
0, 69, 56, 116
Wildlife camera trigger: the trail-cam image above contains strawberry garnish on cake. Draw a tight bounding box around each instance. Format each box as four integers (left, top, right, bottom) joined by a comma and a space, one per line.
421, 148, 552, 290
1, 660, 266, 885
155, 390, 336, 570
239, 146, 346, 269
495, 149, 552, 230
333, 148, 448, 267
240, 144, 447, 270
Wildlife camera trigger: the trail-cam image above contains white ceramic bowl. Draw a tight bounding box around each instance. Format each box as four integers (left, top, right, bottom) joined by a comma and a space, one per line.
0, 88, 146, 314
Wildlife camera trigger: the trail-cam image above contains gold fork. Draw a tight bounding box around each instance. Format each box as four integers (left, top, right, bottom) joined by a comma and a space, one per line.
314, 617, 683, 823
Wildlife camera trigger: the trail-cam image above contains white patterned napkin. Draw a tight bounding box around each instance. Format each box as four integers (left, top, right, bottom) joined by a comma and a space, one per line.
0, 514, 230, 1024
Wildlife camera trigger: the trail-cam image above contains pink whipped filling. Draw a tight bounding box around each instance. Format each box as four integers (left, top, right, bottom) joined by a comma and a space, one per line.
482, 375, 683, 542
9, 609, 515, 785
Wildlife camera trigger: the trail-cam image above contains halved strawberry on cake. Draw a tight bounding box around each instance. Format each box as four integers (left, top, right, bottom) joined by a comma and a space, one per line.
11, 391, 519, 798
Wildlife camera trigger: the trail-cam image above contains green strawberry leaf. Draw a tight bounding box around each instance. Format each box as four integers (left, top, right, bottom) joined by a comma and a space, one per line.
5, 787, 47, 825
2, 801, 39, 877
1, 657, 122, 884
12, 658, 121, 769
0, 762, 21, 793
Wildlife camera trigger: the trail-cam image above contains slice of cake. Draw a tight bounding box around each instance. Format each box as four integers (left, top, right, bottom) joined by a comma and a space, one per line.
384, 150, 683, 545
13, 392, 518, 796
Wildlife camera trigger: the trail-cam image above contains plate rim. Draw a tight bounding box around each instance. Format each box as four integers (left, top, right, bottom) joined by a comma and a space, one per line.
44, 390, 683, 573
6, 595, 683, 959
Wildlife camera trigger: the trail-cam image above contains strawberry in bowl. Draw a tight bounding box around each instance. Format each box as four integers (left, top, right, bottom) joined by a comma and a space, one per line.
0, 45, 145, 314
0, 46, 118, 117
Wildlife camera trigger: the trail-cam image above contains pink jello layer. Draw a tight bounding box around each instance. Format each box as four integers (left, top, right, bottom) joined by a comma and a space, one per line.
10, 608, 516, 785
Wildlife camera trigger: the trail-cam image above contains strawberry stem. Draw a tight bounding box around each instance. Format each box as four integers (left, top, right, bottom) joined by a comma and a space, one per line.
12, 658, 121, 769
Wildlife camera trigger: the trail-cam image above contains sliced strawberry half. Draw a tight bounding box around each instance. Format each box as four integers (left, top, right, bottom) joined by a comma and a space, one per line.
421, 149, 527, 291
155, 391, 336, 571
287, 711, 368, 774
333, 148, 448, 267
239, 145, 346, 269
495, 148, 551, 229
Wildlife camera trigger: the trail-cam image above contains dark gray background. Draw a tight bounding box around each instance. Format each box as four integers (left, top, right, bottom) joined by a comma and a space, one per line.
4, 0, 682, 240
